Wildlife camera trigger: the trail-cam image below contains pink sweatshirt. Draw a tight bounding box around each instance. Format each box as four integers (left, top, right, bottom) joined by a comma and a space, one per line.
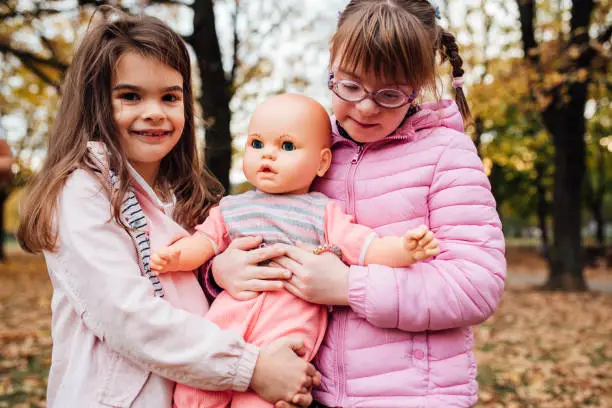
310, 100, 506, 407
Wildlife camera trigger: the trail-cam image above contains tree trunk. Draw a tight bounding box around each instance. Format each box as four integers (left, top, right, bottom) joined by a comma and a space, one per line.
473, 116, 483, 154
584, 148, 605, 254
488, 162, 503, 216
594, 142, 606, 249
0, 189, 6, 261
592, 198, 604, 250
517, 0, 595, 290
0, 138, 12, 262
541, 83, 588, 290
534, 161, 550, 262
190, 0, 232, 192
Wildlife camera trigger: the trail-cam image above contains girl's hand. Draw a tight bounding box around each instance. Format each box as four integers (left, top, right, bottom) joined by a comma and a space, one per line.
274, 243, 350, 306
150, 247, 181, 274
274, 393, 318, 408
251, 336, 320, 405
212, 236, 291, 300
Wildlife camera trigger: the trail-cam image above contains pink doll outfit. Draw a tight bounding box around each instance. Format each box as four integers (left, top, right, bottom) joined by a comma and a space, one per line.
174, 189, 376, 408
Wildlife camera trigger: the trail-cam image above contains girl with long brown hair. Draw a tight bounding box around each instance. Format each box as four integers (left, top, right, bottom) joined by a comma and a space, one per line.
208, 1, 505, 407
18, 10, 317, 408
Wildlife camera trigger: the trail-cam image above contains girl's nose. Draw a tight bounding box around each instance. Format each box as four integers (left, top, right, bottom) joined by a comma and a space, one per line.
355, 97, 379, 116
143, 101, 165, 122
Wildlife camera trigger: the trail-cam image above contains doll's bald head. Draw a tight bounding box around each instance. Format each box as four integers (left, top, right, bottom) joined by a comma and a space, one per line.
244, 94, 333, 194
248, 93, 332, 149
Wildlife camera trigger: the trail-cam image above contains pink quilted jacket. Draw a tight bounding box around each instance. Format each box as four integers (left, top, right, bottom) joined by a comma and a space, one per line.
310, 100, 506, 407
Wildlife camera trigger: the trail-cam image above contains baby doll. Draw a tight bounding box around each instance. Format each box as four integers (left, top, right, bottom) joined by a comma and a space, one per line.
152, 94, 439, 408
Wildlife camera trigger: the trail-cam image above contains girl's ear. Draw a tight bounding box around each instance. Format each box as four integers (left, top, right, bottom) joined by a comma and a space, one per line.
317, 148, 332, 177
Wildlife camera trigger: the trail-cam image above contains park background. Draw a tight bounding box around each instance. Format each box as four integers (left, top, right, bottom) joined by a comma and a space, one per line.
0, 0, 611, 406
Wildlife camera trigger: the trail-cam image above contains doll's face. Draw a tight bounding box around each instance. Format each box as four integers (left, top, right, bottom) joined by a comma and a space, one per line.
243, 94, 332, 195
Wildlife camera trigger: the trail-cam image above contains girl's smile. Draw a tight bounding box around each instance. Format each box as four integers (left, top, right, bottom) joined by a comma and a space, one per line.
129, 128, 174, 140
349, 117, 379, 129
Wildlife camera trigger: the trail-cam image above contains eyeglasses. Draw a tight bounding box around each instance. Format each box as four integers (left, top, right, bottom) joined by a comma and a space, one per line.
327, 72, 418, 109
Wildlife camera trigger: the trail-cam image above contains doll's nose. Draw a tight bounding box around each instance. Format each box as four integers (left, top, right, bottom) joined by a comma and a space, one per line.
261, 146, 277, 160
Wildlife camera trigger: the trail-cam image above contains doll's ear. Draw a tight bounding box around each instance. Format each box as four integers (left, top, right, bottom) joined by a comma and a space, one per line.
317, 148, 332, 177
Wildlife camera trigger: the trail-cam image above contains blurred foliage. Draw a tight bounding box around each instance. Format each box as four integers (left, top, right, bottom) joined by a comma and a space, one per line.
470, 58, 554, 226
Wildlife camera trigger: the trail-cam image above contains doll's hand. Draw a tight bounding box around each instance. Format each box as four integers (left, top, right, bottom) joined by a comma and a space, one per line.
403, 225, 439, 262
150, 247, 181, 274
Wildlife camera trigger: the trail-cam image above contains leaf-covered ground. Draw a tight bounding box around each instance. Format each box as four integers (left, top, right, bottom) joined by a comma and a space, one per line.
1, 250, 611, 407
0, 252, 52, 408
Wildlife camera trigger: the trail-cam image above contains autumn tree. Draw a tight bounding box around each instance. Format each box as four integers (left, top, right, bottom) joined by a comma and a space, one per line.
516, 0, 611, 290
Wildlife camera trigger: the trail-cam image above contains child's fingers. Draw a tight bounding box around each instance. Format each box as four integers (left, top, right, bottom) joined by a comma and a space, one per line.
150, 253, 165, 269
227, 235, 264, 251
426, 247, 441, 257
169, 248, 181, 261
425, 238, 439, 250
291, 392, 313, 407
405, 225, 428, 241
403, 236, 418, 250
155, 248, 172, 261
418, 230, 434, 247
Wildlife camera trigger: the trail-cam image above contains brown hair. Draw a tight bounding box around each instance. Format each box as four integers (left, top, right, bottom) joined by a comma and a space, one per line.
331, 0, 471, 120
18, 10, 223, 253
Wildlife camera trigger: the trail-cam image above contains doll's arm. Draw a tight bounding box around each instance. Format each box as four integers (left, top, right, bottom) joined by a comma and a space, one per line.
324, 201, 439, 267
151, 233, 216, 273
364, 225, 440, 267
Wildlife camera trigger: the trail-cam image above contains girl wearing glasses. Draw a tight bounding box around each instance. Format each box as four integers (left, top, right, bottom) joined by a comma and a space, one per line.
209, 1, 506, 407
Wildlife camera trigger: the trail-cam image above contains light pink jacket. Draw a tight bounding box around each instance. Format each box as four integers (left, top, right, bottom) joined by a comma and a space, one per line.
310, 100, 506, 407
43, 145, 257, 407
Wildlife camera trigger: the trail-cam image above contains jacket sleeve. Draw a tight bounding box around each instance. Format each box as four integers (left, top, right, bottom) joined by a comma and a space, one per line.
347, 134, 506, 331
45, 170, 258, 391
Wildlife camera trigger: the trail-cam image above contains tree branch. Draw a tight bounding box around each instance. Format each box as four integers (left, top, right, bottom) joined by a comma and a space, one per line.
147, 0, 188, 6
0, 7, 64, 20
19, 58, 62, 92
574, 22, 610, 69
0, 42, 69, 71
596, 23, 612, 44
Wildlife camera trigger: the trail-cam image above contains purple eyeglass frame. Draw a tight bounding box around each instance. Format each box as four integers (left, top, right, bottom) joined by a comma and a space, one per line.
327, 72, 419, 109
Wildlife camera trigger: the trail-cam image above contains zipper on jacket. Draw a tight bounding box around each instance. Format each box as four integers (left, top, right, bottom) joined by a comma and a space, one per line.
346, 145, 365, 221
336, 308, 348, 406
337, 144, 365, 406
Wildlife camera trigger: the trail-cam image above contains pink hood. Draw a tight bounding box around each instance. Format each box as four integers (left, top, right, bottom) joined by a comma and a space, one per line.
311, 100, 506, 407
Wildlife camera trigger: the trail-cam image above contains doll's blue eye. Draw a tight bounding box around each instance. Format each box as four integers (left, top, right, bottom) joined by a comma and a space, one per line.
251, 139, 263, 149
282, 141, 295, 151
